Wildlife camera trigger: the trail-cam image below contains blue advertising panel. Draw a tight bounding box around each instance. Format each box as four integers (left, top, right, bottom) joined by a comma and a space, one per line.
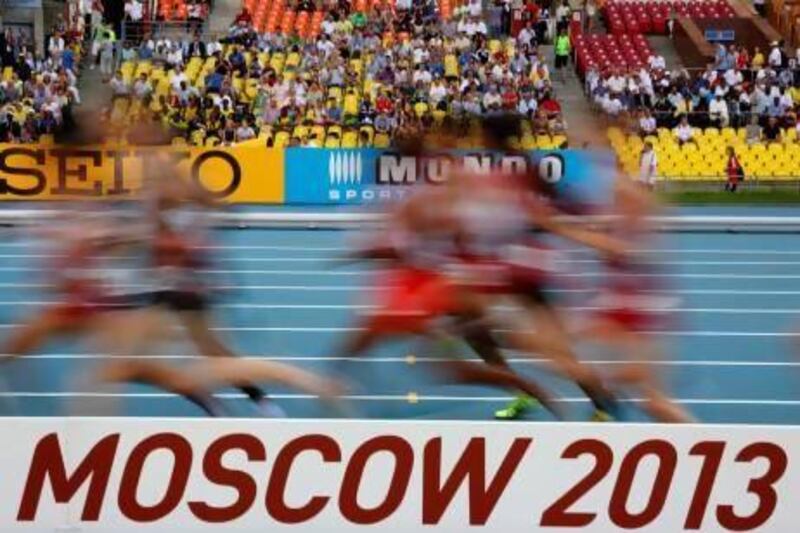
284, 148, 617, 206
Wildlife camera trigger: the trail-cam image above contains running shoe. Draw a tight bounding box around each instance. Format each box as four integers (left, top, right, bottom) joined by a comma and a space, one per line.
495, 395, 538, 420
590, 409, 615, 422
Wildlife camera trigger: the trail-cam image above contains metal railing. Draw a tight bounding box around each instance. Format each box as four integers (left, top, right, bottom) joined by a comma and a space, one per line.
120, 20, 214, 46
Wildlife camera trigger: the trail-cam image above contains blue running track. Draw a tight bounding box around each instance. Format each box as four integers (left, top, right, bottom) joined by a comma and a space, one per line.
1, 211, 800, 424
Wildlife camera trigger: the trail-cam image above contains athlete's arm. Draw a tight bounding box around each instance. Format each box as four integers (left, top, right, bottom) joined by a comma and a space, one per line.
526, 196, 628, 257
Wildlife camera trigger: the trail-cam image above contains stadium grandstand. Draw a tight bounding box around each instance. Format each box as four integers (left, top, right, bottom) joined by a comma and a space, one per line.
105, 0, 570, 149
0, 0, 796, 180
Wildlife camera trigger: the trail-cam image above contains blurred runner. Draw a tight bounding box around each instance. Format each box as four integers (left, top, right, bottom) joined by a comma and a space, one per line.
578, 178, 694, 423
447, 114, 625, 421
94, 145, 344, 417
337, 125, 563, 418
0, 207, 143, 363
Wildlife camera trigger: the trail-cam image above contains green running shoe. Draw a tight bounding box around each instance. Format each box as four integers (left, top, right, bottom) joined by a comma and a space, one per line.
591, 409, 615, 423
495, 395, 539, 420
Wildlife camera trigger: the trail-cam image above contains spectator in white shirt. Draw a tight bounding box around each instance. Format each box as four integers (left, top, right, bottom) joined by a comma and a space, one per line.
602, 93, 623, 115
674, 116, 694, 144
518, 26, 534, 47
780, 89, 793, 111
468, 0, 482, 17
132, 73, 152, 100
768, 42, 782, 68
639, 142, 658, 188
709, 94, 729, 127
166, 44, 184, 68
648, 54, 666, 70
607, 72, 625, 93
321, 16, 335, 36
48, 33, 65, 60
639, 109, 657, 135
170, 65, 188, 91
110, 71, 130, 98
206, 40, 222, 56
235, 119, 256, 142
124, 0, 143, 22
723, 68, 743, 87
429, 79, 447, 104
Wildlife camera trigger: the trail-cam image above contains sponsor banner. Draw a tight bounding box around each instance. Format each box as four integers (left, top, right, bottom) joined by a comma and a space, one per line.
0, 418, 797, 532
284, 148, 616, 205
0, 145, 284, 203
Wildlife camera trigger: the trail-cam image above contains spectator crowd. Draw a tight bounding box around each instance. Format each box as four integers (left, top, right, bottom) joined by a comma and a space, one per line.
588, 41, 800, 142
107, 0, 569, 147
0, 14, 84, 143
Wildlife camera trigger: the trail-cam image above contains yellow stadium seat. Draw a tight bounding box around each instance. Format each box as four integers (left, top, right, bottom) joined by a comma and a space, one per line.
312, 125, 326, 140
286, 52, 301, 68
274, 131, 290, 148
293, 125, 309, 139
342, 130, 358, 148
359, 125, 375, 145
328, 86, 343, 102
521, 135, 536, 150
374, 132, 391, 148
344, 93, 360, 115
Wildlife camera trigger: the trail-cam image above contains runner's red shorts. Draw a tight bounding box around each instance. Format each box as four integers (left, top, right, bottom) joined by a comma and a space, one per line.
366, 267, 456, 334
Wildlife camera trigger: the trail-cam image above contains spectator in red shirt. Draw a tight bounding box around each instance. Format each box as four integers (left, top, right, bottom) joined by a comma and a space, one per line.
234, 7, 253, 26
540, 91, 561, 117
501, 85, 518, 110
525, 0, 540, 21
376, 92, 394, 114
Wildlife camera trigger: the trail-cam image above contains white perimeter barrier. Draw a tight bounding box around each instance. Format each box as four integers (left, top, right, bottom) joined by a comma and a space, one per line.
2, 209, 800, 231
1, 418, 797, 532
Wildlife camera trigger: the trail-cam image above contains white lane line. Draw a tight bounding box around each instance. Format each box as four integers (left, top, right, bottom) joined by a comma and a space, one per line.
0, 391, 798, 406
0, 324, 794, 336
11, 354, 800, 367
2, 284, 800, 296
0, 281, 385, 291
4, 254, 800, 267
4, 243, 800, 254
0, 301, 797, 314
3, 267, 800, 280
